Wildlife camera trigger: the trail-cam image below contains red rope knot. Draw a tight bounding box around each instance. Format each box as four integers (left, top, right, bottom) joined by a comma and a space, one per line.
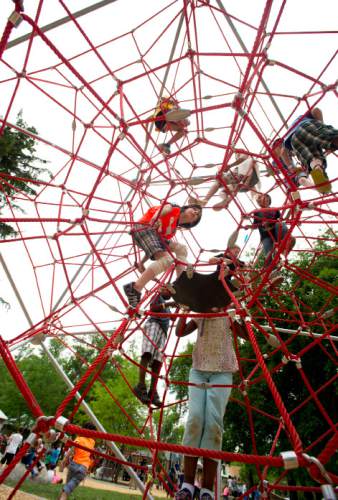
118, 119, 128, 140
13, 0, 24, 11
231, 92, 244, 112
34, 415, 54, 434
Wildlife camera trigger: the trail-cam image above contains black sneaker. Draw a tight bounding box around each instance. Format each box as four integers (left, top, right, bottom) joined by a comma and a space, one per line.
134, 383, 150, 405
148, 389, 162, 408
123, 282, 141, 308
175, 488, 193, 500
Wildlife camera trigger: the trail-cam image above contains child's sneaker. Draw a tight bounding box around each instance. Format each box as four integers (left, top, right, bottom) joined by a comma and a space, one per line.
134, 383, 150, 405
148, 389, 162, 408
123, 282, 141, 308
158, 143, 171, 155
175, 488, 193, 500
200, 493, 214, 500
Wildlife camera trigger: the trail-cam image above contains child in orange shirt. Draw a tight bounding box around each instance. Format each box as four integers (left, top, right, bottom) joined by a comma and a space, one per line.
58, 422, 96, 500
123, 203, 202, 308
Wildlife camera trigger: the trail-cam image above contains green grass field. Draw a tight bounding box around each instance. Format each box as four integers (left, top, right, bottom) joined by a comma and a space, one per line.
5, 480, 153, 499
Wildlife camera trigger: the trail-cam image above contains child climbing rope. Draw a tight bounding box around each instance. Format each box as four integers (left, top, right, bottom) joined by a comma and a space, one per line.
133, 292, 176, 407
190, 153, 260, 210
247, 193, 295, 288
154, 97, 191, 155
282, 107, 338, 194
174, 311, 248, 500
123, 203, 202, 308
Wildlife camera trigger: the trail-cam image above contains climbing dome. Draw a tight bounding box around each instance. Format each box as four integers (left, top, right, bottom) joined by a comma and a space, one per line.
0, 1, 337, 498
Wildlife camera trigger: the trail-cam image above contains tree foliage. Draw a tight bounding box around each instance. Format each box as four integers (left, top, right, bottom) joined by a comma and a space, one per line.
0, 112, 49, 238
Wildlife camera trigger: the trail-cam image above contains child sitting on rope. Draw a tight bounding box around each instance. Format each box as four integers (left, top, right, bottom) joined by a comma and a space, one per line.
282, 107, 338, 194
174, 310, 248, 500
246, 193, 295, 288
123, 203, 202, 309
154, 97, 190, 155
190, 153, 260, 210
134, 291, 176, 408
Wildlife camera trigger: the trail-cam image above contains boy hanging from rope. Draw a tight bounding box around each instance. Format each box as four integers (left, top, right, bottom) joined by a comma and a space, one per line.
133, 291, 176, 407
123, 203, 202, 309
154, 97, 191, 155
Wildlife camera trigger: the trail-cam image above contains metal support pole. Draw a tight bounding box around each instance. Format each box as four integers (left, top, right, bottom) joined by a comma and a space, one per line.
0, 253, 152, 500
7, 0, 119, 49
216, 0, 287, 126
261, 325, 338, 342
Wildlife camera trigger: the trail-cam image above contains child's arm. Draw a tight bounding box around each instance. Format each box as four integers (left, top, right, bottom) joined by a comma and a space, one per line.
230, 319, 249, 340
175, 315, 197, 337
149, 204, 173, 225
228, 153, 248, 167
279, 147, 295, 171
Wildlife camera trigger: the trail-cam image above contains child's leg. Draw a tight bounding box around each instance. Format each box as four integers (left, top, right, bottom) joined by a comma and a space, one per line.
201, 458, 218, 491
149, 359, 162, 393
201, 372, 232, 493
182, 456, 199, 485
139, 352, 151, 386
169, 241, 188, 278
134, 251, 174, 292
261, 236, 274, 266
298, 175, 315, 189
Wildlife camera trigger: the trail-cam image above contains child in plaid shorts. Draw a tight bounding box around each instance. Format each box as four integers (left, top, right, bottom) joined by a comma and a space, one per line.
134, 293, 175, 407
123, 203, 202, 309
283, 107, 338, 192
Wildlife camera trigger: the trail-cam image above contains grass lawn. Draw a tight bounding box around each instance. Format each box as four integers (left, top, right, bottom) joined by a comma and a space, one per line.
5, 480, 153, 499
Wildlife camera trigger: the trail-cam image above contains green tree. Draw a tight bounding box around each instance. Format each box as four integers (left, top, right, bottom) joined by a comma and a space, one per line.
0, 347, 68, 427
0, 112, 49, 238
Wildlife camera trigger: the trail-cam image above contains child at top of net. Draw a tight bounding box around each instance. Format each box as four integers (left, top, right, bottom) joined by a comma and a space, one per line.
282, 107, 338, 193
154, 97, 190, 155
123, 203, 202, 309
271, 138, 323, 195
174, 309, 248, 500
190, 152, 260, 210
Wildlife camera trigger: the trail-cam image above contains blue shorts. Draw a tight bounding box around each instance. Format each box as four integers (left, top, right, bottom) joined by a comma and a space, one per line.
63, 460, 87, 494
182, 369, 233, 455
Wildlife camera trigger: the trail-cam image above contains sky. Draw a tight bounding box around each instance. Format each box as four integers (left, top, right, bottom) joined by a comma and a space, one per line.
0, 0, 337, 346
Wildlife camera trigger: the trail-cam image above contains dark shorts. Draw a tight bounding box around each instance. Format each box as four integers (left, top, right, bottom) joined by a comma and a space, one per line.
155, 111, 167, 133
291, 120, 338, 168
1, 452, 15, 465
131, 224, 168, 259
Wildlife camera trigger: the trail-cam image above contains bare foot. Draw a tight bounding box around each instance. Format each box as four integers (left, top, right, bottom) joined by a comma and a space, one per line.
188, 195, 207, 207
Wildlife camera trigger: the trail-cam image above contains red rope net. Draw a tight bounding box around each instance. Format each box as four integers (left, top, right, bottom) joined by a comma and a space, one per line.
0, 1, 337, 498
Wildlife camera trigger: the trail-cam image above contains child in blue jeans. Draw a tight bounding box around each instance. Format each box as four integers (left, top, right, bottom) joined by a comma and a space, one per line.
175, 312, 247, 500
